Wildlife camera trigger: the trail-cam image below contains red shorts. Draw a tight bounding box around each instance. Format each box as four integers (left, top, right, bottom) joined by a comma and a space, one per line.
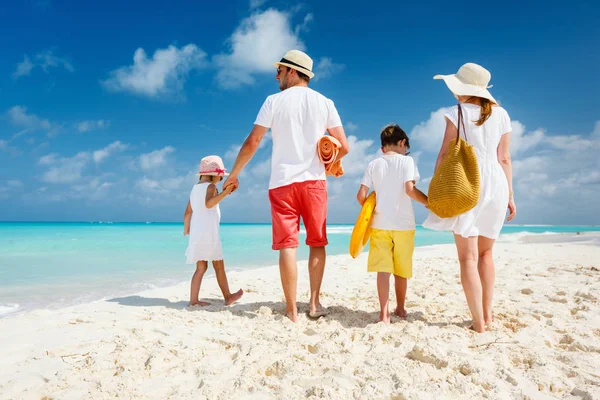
268, 180, 328, 250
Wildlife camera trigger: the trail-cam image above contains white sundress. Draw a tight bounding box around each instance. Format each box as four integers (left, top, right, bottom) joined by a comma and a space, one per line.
185, 183, 224, 263
423, 103, 512, 239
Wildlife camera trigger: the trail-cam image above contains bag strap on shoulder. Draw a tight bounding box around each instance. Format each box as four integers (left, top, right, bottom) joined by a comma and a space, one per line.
457, 104, 468, 142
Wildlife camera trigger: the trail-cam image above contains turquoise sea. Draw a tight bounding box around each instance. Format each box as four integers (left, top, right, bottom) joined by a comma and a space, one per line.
1, 222, 599, 317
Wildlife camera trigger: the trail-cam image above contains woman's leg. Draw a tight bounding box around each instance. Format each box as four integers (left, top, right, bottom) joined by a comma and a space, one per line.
213, 260, 243, 306
477, 236, 496, 326
377, 272, 391, 324
190, 261, 210, 306
454, 235, 485, 332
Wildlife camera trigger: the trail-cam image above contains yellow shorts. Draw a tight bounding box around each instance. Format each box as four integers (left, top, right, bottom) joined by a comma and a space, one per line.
367, 229, 415, 278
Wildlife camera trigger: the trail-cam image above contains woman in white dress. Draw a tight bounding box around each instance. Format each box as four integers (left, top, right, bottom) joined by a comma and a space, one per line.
184, 155, 243, 307
423, 63, 517, 333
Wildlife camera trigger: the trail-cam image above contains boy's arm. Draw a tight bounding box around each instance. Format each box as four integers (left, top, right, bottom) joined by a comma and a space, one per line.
183, 200, 192, 236
405, 181, 428, 206
356, 184, 369, 206
205, 183, 234, 209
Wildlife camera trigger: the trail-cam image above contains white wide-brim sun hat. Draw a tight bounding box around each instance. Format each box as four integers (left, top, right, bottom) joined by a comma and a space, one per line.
434, 62, 496, 104
274, 49, 315, 79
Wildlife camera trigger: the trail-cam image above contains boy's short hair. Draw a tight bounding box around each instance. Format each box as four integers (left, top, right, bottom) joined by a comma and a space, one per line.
380, 124, 410, 150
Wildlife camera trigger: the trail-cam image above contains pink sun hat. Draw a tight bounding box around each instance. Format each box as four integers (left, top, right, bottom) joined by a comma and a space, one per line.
196, 155, 229, 176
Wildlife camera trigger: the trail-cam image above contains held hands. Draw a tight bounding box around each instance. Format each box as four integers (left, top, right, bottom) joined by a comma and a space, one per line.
223, 183, 235, 196
223, 176, 239, 194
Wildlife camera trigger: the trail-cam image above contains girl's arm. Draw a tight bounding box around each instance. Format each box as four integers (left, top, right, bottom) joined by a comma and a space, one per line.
497, 132, 516, 221
205, 183, 234, 209
356, 184, 369, 206
433, 118, 458, 173
183, 200, 192, 236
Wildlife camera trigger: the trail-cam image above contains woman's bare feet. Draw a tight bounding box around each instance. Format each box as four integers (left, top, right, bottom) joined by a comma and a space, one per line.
378, 311, 391, 324
286, 311, 298, 323
225, 289, 244, 306
468, 322, 486, 333
394, 308, 407, 319
188, 301, 210, 307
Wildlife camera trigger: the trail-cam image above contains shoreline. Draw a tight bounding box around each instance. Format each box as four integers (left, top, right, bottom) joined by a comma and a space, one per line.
2, 231, 600, 319
1, 233, 599, 399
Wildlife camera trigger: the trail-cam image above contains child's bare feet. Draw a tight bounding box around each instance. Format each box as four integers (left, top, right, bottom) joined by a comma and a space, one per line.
188, 301, 210, 307
394, 308, 407, 319
378, 311, 391, 324
225, 289, 244, 306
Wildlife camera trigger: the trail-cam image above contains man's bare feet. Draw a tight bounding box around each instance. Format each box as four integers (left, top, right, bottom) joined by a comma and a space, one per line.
378, 312, 391, 324
394, 308, 407, 319
308, 303, 328, 319
188, 301, 210, 307
225, 289, 244, 306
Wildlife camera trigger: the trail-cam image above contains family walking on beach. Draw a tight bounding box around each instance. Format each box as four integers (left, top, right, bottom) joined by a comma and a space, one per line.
183, 49, 516, 333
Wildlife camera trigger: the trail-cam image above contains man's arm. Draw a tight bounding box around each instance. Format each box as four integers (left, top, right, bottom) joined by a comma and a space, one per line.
223, 124, 269, 191
327, 126, 349, 161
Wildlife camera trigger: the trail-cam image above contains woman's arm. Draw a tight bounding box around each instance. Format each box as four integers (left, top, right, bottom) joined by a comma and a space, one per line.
183, 200, 192, 236
356, 184, 369, 206
433, 118, 458, 173
497, 132, 516, 221
205, 183, 234, 209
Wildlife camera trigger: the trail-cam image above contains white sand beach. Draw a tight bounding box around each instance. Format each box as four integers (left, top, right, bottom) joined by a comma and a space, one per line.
1, 233, 599, 400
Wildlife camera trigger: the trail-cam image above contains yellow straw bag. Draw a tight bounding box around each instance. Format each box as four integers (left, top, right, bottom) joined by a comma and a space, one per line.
428, 104, 480, 218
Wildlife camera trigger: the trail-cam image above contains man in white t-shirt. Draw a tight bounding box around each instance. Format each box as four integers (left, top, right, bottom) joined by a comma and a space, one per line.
356, 124, 428, 324
223, 50, 349, 322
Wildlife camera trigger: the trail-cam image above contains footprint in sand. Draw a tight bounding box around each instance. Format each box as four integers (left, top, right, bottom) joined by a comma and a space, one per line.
521, 288, 533, 295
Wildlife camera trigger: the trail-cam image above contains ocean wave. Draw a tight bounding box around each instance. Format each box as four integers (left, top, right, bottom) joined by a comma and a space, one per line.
0, 303, 20, 316
498, 231, 558, 243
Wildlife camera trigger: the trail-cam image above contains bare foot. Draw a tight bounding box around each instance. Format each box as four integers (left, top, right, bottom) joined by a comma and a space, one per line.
188, 301, 210, 307
286, 311, 298, 323
378, 312, 391, 325
308, 303, 328, 319
468, 323, 486, 333
394, 308, 407, 319
225, 289, 244, 306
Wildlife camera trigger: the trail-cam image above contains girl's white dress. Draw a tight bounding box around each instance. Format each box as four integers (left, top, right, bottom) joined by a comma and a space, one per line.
423, 103, 512, 239
185, 183, 224, 263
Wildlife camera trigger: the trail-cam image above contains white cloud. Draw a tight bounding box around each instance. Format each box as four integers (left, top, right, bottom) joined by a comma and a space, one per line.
214, 9, 306, 88
345, 122, 359, 133
12, 56, 34, 79
77, 120, 109, 133
135, 176, 187, 194
7, 105, 61, 137
40, 151, 91, 184
510, 121, 545, 154
249, 0, 267, 9
12, 50, 73, 79
93, 141, 128, 163
294, 13, 313, 35
102, 44, 206, 98
139, 146, 175, 170
313, 57, 345, 82
409, 107, 453, 153
7, 180, 24, 188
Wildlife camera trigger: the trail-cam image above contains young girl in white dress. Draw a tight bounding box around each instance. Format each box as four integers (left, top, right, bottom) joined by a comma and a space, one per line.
184, 155, 243, 307
423, 63, 516, 333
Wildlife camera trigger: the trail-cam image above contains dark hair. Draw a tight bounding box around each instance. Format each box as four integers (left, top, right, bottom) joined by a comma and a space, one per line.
296, 70, 310, 83
380, 124, 410, 151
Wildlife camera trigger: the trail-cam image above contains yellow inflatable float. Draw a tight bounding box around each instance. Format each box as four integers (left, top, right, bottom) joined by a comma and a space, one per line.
349, 192, 376, 258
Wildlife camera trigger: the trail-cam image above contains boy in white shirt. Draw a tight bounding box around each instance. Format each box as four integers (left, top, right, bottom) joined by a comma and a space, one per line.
356, 124, 428, 324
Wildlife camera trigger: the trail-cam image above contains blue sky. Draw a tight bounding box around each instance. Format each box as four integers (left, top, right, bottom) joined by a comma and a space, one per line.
1, 0, 599, 224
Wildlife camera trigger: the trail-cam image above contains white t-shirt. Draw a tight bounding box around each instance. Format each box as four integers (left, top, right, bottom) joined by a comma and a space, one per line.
360, 153, 420, 231
254, 86, 343, 189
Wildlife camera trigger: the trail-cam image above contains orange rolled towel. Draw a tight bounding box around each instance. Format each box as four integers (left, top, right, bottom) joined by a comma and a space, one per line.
317, 135, 344, 178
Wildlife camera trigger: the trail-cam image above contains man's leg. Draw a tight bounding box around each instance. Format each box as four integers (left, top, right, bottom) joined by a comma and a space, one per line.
308, 246, 326, 315
300, 180, 329, 317
279, 247, 298, 321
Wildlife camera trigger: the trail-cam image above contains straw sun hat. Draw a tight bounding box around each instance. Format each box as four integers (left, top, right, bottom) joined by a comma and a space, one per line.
196, 155, 229, 176
274, 50, 315, 79
434, 63, 496, 103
